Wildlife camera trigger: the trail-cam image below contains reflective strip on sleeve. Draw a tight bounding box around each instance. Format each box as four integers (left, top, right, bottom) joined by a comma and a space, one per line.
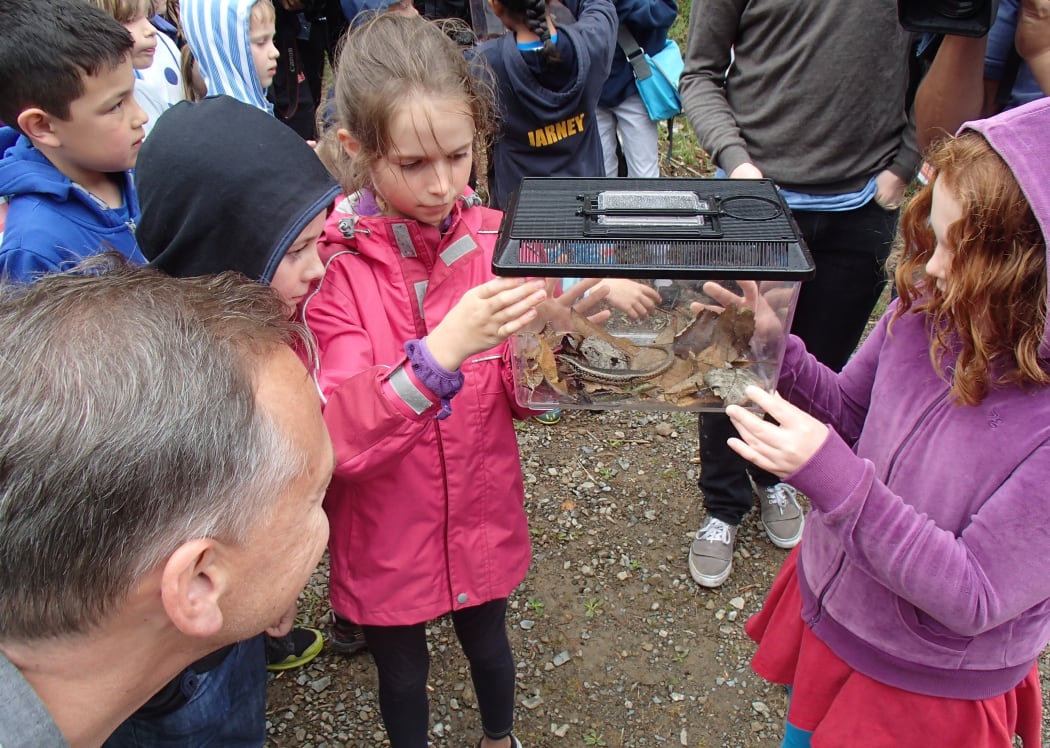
388, 364, 433, 415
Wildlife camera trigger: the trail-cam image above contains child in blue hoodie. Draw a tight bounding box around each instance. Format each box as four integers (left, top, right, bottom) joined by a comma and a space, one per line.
474, 0, 616, 209
0, 0, 148, 283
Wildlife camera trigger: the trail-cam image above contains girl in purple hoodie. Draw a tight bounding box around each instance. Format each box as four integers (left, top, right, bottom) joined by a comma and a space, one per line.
720, 97, 1050, 747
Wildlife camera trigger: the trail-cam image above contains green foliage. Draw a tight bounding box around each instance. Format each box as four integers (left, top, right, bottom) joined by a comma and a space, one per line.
583, 728, 608, 746
584, 597, 605, 618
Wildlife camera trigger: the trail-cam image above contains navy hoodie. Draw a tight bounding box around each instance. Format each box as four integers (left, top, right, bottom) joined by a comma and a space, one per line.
0, 128, 145, 283
476, 0, 617, 209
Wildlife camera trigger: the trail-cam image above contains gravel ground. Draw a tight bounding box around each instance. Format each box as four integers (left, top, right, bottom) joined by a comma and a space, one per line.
264, 406, 1050, 747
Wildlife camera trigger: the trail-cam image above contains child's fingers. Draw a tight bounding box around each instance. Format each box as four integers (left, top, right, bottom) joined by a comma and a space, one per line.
493, 289, 548, 325
725, 403, 768, 445
743, 386, 804, 428
571, 285, 609, 316
690, 301, 724, 316
475, 277, 542, 302
726, 435, 770, 471
702, 281, 746, 309
497, 307, 540, 337
557, 277, 602, 306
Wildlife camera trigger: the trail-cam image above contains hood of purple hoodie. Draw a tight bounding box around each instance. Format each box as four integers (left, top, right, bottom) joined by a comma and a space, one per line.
959, 97, 1050, 356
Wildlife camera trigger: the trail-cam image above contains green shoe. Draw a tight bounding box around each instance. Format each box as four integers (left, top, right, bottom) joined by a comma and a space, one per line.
265, 627, 324, 672
533, 408, 562, 425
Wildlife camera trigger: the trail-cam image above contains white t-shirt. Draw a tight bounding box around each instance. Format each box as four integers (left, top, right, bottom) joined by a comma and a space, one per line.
134, 30, 184, 136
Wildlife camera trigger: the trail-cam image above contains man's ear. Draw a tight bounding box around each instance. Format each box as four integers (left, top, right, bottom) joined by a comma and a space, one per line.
16, 108, 62, 150
337, 128, 361, 159
159, 538, 228, 639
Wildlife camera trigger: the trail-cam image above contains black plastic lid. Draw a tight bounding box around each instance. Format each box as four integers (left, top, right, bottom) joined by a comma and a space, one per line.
492, 177, 815, 281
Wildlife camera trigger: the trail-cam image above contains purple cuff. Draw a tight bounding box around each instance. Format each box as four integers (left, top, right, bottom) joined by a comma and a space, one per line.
404, 338, 464, 420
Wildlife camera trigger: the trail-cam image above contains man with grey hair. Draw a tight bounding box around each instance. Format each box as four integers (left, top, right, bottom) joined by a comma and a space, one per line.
0, 259, 333, 748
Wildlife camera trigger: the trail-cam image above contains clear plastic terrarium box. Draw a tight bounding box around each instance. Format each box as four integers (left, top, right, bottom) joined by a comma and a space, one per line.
492, 177, 815, 412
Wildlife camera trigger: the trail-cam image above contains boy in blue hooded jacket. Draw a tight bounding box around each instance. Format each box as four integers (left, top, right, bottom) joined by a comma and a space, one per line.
0, 0, 148, 283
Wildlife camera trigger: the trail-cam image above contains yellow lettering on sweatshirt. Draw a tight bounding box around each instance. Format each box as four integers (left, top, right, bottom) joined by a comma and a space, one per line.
526, 112, 587, 149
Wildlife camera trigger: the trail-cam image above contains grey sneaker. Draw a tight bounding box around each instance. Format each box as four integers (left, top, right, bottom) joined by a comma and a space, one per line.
757, 482, 804, 549
688, 517, 737, 588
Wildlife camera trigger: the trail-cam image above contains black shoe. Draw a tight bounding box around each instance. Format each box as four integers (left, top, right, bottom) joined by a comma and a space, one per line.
265, 627, 324, 672
329, 613, 368, 657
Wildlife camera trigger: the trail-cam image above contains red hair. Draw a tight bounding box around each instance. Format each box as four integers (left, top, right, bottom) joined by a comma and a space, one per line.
889, 131, 1048, 405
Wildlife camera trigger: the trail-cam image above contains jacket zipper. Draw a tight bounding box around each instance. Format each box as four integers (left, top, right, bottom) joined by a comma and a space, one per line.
884, 389, 949, 485
807, 552, 845, 627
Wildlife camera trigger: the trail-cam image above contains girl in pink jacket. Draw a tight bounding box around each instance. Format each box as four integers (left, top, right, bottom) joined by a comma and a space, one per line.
303, 14, 582, 748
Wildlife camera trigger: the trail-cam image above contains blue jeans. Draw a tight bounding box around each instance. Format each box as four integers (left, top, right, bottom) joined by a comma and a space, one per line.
104, 635, 267, 748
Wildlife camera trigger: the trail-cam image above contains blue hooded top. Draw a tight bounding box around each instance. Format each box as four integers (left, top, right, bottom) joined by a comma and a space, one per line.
0, 128, 145, 283
475, 0, 617, 209
180, 0, 273, 113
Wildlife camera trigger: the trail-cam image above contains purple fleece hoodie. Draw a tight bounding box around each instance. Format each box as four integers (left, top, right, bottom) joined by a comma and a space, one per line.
775, 97, 1050, 700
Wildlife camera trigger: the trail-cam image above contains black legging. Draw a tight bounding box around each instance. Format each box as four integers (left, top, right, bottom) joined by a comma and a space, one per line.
362, 598, 516, 747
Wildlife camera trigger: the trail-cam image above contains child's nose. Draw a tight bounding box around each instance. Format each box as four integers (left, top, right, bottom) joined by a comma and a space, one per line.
429, 162, 451, 195
130, 97, 149, 128
304, 252, 324, 284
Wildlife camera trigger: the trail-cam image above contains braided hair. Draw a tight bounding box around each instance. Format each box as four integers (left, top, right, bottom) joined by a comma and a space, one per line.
505, 0, 561, 67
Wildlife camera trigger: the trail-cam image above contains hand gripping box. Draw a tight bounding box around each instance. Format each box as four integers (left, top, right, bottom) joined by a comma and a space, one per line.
491, 177, 815, 412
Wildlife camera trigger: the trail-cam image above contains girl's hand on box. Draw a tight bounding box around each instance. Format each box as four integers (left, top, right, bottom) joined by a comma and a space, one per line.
596, 279, 661, 320
428, 278, 547, 370
725, 386, 828, 479
528, 277, 612, 332
695, 281, 791, 350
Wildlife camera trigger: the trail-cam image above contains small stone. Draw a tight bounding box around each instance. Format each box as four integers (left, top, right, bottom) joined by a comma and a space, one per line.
309, 676, 332, 693
680, 728, 688, 746
729, 596, 745, 610
521, 695, 544, 710
552, 650, 571, 667
655, 422, 673, 437
553, 723, 570, 737
520, 619, 535, 630
752, 701, 770, 716
727, 610, 738, 622
670, 691, 685, 702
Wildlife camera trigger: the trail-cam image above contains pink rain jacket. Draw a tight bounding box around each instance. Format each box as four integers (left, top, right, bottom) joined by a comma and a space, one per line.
303, 192, 535, 626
